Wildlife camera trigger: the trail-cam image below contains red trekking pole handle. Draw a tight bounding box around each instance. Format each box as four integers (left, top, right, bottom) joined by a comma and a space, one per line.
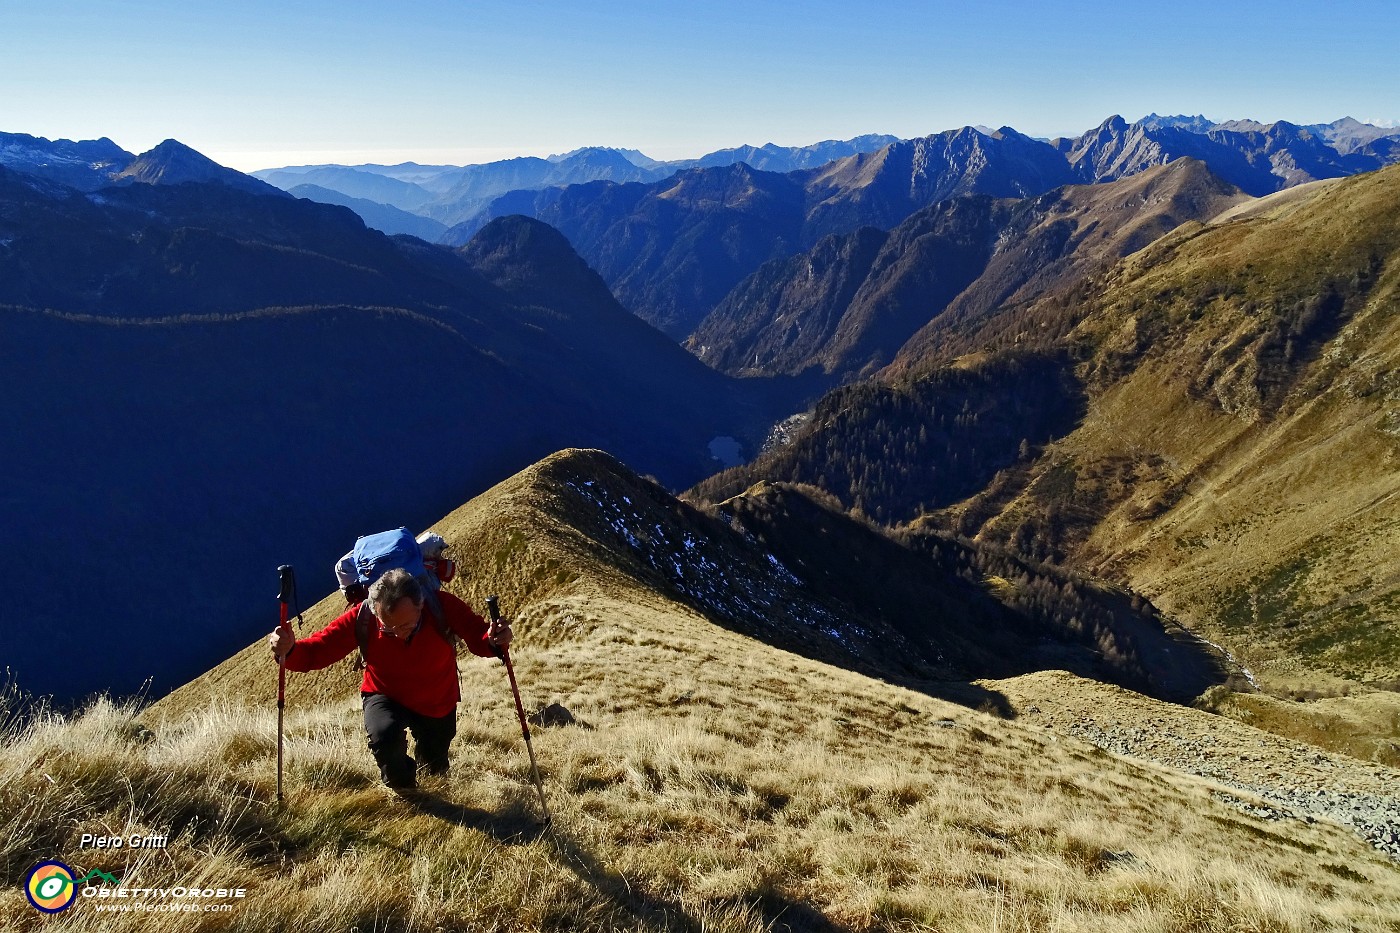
486, 595, 551, 826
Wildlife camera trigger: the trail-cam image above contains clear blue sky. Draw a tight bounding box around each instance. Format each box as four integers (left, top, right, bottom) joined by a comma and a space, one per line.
2, 0, 1396, 171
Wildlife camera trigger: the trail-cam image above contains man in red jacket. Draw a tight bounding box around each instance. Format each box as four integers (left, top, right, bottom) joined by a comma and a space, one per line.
269, 568, 512, 791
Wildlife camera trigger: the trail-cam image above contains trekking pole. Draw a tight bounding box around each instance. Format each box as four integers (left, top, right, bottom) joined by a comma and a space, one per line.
276, 565, 297, 805
486, 595, 551, 827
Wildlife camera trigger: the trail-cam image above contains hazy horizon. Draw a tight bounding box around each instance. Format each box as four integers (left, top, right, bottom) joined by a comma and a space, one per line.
3, 0, 1396, 174
9, 111, 1400, 176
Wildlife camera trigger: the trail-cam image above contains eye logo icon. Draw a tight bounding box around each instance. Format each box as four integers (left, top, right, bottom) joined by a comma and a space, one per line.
25, 861, 77, 913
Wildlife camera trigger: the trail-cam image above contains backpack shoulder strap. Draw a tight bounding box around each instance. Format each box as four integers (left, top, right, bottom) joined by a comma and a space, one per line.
423, 590, 455, 646
424, 589, 463, 704
354, 602, 373, 669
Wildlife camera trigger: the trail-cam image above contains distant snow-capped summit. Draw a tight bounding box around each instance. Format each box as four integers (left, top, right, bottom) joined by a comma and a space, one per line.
0, 131, 135, 190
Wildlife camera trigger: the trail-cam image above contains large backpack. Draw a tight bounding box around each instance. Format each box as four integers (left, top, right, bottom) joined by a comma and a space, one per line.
343, 527, 458, 667
336, 530, 455, 599
351, 527, 428, 586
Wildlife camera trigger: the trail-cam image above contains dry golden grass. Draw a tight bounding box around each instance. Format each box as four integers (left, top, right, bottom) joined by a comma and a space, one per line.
959, 164, 1400, 687
4, 606, 1397, 930
6, 452, 1399, 931
989, 670, 1400, 798
1203, 689, 1400, 768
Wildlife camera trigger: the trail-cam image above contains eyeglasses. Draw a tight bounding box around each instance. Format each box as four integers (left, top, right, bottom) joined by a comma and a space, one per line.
378, 600, 424, 636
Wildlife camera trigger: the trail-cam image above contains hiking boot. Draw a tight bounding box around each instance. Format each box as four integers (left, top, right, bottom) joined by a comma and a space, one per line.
379, 780, 422, 801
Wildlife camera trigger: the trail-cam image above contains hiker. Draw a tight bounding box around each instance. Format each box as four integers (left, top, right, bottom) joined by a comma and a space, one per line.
268, 567, 512, 791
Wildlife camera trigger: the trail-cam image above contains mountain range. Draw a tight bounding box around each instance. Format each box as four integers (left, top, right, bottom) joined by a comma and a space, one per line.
20, 115, 1391, 346
688, 158, 1249, 381
441, 117, 1399, 339
0, 148, 808, 702
691, 162, 1400, 689
5, 115, 1399, 711
251, 136, 902, 229
235, 116, 1400, 341
440, 127, 1083, 337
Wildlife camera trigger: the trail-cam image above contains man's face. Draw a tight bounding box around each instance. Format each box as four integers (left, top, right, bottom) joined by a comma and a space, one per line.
379, 597, 423, 638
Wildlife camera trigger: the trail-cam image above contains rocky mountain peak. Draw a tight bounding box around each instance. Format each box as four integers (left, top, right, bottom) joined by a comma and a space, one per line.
116, 139, 288, 198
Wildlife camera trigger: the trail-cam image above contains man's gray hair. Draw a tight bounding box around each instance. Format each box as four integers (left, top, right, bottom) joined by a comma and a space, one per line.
369, 568, 423, 618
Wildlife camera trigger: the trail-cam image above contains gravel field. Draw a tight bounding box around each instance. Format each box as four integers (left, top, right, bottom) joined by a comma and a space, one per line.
987, 670, 1400, 861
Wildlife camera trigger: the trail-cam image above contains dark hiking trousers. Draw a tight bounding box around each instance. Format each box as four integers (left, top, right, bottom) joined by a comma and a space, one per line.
362, 693, 457, 789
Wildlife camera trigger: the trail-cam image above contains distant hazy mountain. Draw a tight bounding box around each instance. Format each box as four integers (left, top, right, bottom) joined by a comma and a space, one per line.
288, 183, 449, 240
256, 166, 435, 210
335, 162, 470, 193
444, 127, 1079, 337
690, 135, 900, 173
1136, 113, 1217, 133
422, 148, 673, 226
257, 148, 675, 230
257, 135, 905, 235
548, 146, 664, 169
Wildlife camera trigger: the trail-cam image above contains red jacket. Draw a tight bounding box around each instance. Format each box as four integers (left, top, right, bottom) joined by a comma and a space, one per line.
284, 590, 498, 717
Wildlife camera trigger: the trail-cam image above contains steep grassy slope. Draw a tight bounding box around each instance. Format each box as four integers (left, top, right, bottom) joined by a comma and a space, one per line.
161, 449, 1225, 715
5, 451, 1390, 932
10, 654, 1398, 932
943, 163, 1400, 684
692, 163, 1400, 689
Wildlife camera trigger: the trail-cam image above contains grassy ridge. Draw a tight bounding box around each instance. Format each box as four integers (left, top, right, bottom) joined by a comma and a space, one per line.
6, 451, 1396, 931
4, 594, 1399, 931
699, 163, 1400, 688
